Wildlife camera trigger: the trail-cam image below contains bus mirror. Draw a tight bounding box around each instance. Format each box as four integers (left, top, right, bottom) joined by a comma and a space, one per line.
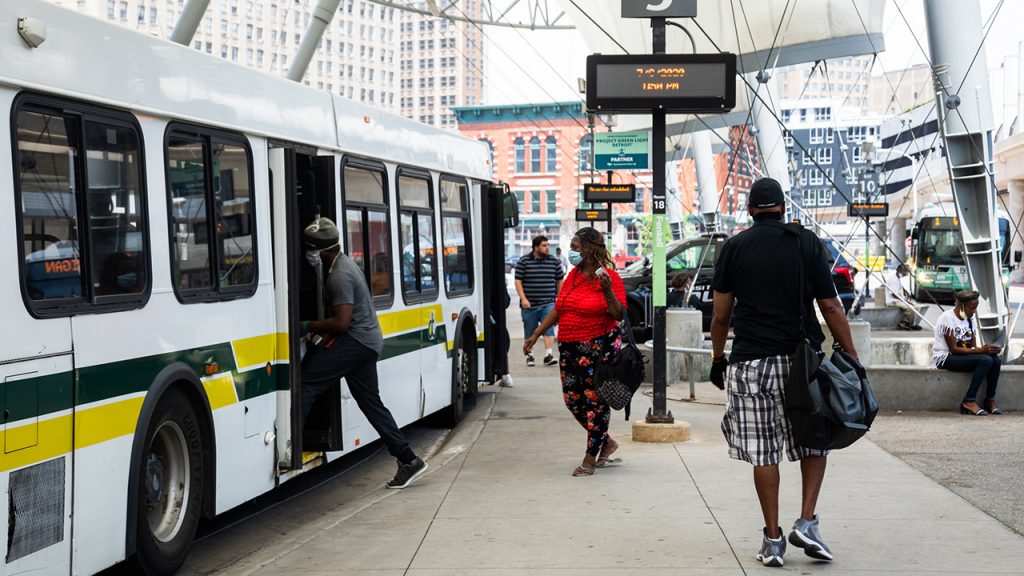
502, 191, 519, 229
1015, 250, 1022, 265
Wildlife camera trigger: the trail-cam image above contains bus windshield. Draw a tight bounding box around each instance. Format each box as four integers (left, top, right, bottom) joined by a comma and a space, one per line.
919, 228, 964, 266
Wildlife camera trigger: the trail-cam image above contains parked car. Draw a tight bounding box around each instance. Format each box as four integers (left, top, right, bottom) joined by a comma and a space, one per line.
823, 238, 857, 313
619, 234, 728, 331
505, 254, 520, 274
620, 233, 857, 332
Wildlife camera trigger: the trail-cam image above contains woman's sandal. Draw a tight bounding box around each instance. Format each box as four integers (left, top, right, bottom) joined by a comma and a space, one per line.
960, 403, 989, 416
572, 465, 595, 477
984, 401, 1003, 415
595, 456, 622, 468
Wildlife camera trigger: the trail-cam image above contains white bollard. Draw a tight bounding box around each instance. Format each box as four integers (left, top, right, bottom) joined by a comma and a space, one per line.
667, 309, 702, 381
821, 319, 872, 366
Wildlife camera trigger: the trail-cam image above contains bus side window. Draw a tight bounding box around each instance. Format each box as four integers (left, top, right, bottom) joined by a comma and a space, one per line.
440, 177, 473, 296
397, 170, 438, 302
14, 98, 150, 315
165, 124, 257, 301
341, 162, 392, 308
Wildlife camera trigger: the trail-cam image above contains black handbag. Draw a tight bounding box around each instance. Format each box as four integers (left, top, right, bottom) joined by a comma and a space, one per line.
782, 224, 878, 450
596, 316, 647, 419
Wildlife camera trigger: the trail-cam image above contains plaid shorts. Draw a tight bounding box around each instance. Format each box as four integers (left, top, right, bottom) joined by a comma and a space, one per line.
721, 354, 830, 466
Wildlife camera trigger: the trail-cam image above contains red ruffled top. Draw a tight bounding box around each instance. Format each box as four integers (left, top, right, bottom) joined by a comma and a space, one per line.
555, 267, 627, 342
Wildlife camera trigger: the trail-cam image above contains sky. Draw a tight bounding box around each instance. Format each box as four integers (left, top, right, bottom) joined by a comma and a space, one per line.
482, 0, 1024, 124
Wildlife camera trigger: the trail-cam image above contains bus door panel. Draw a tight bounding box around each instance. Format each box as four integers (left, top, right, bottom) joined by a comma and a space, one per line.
268, 146, 301, 470
276, 148, 342, 454
0, 354, 74, 574
480, 184, 510, 384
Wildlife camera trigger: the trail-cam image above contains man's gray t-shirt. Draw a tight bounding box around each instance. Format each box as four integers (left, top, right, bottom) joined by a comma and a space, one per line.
326, 253, 384, 355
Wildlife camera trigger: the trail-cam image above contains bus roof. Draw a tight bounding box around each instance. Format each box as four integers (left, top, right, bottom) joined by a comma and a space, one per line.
1, 1, 491, 181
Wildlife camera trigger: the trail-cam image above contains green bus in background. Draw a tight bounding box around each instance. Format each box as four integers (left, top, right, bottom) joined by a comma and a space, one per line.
909, 203, 1015, 302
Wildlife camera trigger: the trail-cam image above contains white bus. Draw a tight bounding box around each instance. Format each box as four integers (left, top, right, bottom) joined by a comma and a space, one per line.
0, 3, 516, 574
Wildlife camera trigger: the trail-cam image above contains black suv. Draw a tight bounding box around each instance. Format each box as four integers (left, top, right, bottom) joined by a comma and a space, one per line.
619, 234, 728, 331
620, 233, 856, 331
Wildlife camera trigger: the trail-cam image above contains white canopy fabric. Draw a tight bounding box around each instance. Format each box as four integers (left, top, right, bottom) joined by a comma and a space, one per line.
559, 0, 888, 134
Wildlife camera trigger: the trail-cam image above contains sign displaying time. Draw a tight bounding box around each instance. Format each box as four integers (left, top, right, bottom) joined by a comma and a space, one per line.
586, 53, 736, 113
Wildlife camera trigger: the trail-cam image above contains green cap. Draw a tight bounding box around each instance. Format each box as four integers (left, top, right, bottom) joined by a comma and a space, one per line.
303, 217, 340, 250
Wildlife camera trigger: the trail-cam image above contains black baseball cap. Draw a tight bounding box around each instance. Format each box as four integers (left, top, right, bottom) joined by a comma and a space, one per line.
748, 178, 784, 208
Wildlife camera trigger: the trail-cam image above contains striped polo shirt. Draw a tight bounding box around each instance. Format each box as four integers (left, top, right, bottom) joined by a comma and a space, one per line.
514, 253, 565, 306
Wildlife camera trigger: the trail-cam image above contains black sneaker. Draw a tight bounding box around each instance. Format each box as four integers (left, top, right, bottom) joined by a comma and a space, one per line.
386, 457, 428, 489
543, 354, 557, 366
526, 354, 536, 367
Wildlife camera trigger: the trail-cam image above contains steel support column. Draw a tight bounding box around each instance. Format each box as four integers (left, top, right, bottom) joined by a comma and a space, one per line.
748, 74, 793, 196
169, 0, 210, 46
288, 0, 343, 82
693, 131, 718, 230
925, 0, 1007, 346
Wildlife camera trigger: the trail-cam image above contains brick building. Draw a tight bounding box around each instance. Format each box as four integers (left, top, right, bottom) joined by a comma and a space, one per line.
452, 102, 659, 263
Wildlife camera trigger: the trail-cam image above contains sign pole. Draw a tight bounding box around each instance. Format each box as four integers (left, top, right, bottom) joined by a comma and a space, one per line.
647, 16, 672, 424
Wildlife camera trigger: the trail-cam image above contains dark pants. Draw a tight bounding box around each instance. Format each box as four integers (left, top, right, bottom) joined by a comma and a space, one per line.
940, 353, 1001, 403
558, 329, 620, 457
301, 333, 416, 463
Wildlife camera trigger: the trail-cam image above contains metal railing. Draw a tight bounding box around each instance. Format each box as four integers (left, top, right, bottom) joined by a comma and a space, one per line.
643, 341, 727, 401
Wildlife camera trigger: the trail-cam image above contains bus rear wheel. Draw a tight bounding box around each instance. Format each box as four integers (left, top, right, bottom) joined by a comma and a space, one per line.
443, 336, 475, 427
134, 389, 205, 576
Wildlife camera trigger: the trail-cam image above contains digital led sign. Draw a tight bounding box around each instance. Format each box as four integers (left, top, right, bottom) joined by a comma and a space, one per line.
584, 184, 637, 203
848, 202, 889, 217
586, 53, 736, 113
576, 209, 611, 222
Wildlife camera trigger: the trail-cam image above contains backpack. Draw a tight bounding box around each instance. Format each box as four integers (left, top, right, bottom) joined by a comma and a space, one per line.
596, 316, 647, 420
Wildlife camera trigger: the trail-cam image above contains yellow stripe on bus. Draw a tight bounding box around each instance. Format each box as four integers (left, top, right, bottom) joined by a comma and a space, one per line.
0, 416, 73, 474
378, 305, 442, 336
233, 333, 278, 369
202, 374, 238, 411
75, 396, 146, 450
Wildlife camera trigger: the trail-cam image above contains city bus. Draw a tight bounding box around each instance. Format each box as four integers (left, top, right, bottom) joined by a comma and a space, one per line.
909, 203, 1013, 302
0, 3, 514, 575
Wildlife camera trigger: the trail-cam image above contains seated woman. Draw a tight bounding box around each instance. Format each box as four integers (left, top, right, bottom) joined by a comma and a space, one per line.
933, 290, 1002, 415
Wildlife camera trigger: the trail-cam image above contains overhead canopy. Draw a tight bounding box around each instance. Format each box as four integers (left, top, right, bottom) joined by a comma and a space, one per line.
558, 0, 887, 135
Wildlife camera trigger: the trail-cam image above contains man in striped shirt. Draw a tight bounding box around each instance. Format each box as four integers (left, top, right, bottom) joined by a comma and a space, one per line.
515, 236, 564, 366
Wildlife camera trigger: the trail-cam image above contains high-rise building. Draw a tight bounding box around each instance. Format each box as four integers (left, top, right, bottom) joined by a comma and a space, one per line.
399, 1, 485, 129
48, 0, 484, 121
867, 63, 933, 116
774, 56, 875, 113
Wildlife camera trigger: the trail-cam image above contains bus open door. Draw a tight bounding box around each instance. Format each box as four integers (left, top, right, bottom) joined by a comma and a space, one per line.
480, 184, 518, 384
269, 145, 341, 472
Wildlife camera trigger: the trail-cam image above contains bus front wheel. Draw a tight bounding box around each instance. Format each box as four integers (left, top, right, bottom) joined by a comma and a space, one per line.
134, 388, 205, 576
443, 336, 475, 428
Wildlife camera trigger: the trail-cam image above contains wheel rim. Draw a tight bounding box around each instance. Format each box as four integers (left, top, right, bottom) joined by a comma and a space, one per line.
144, 420, 191, 543
460, 344, 473, 395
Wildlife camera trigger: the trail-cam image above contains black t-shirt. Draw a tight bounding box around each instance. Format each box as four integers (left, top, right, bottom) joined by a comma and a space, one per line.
711, 216, 837, 362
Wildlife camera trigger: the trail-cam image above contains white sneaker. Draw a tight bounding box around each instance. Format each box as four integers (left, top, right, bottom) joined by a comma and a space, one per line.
499, 374, 514, 388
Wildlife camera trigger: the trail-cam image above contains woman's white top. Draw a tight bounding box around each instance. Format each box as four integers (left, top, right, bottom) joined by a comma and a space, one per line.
933, 309, 974, 367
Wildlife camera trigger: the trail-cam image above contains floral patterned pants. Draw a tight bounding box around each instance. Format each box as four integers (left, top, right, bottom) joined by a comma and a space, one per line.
558, 329, 620, 457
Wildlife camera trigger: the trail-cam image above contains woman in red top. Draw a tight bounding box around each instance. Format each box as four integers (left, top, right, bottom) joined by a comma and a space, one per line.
524, 227, 627, 476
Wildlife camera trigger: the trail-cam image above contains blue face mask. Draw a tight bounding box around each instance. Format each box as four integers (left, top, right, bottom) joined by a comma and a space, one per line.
567, 249, 583, 267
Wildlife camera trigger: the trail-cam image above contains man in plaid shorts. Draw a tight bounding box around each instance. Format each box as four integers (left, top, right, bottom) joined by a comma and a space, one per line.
709, 178, 858, 568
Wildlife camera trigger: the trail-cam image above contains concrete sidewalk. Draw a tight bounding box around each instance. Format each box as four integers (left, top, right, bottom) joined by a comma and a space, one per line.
212, 355, 1024, 575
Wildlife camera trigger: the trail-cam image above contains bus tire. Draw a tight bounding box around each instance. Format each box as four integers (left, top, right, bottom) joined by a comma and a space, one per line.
134, 388, 205, 576
443, 336, 475, 427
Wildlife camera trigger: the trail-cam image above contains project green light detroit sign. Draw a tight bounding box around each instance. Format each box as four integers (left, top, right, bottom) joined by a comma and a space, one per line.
595, 130, 650, 170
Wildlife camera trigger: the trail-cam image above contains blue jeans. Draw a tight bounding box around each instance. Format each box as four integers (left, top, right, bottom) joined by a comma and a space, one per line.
522, 302, 555, 340
940, 353, 1001, 403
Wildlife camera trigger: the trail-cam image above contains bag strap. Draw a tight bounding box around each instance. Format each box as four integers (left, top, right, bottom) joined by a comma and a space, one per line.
783, 222, 807, 340
620, 314, 639, 348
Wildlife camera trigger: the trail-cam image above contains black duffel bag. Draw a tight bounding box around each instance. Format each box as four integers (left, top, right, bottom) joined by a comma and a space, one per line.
786, 343, 878, 450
